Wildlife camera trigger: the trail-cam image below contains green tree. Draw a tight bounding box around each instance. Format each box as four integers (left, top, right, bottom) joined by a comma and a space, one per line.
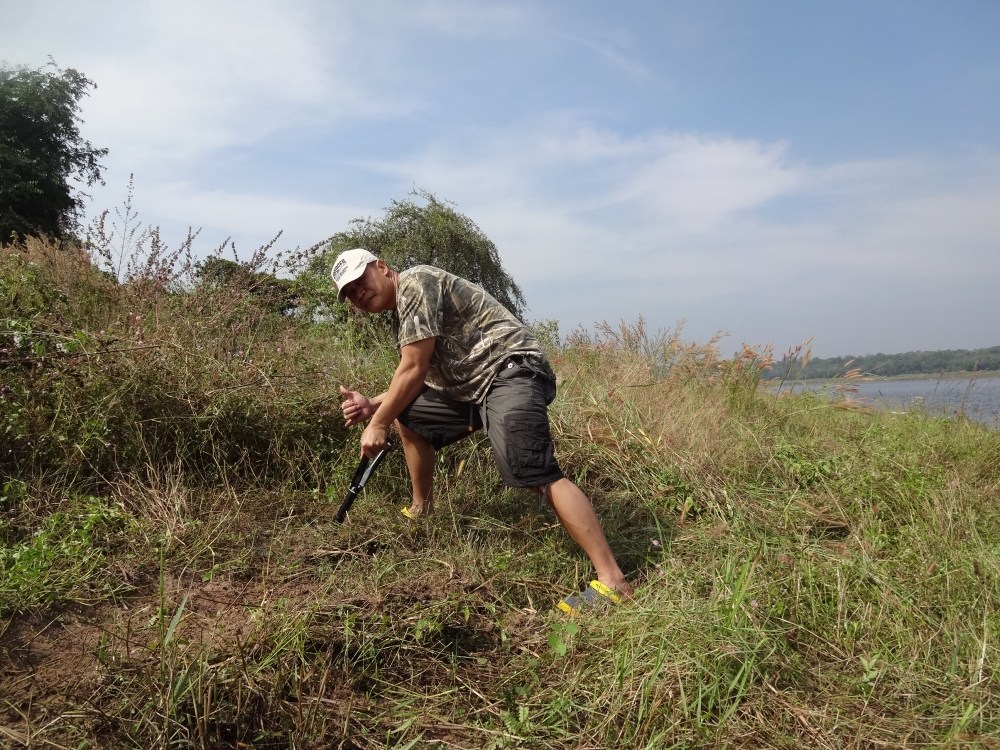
0, 60, 108, 242
317, 190, 527, 320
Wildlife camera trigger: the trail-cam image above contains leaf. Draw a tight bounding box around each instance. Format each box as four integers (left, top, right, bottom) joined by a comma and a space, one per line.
162, 594, 189, 646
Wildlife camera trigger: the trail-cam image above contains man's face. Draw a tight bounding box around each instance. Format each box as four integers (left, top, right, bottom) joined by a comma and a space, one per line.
341, 262, 392, 313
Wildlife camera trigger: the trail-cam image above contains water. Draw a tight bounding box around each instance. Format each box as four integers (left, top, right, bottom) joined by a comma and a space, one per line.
783, 375, 1000, 428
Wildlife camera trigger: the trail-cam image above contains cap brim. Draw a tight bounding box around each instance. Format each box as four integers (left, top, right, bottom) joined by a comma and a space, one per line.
336, 266, 367, 302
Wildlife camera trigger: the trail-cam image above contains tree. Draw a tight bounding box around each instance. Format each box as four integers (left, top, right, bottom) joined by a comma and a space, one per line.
0, 60, 108, 242
321, 190, 527, 320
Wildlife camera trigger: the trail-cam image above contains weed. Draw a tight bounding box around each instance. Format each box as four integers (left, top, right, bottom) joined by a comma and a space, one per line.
0, 494, 134, 613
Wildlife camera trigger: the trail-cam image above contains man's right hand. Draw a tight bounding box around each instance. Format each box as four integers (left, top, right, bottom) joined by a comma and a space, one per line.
339, 385, 374, 427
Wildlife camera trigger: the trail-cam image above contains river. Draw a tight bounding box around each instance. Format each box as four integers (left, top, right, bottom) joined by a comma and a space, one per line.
782, 375, 1000, 428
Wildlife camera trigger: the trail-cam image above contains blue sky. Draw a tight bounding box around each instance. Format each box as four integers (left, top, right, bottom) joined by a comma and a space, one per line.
4, 0, 999, 357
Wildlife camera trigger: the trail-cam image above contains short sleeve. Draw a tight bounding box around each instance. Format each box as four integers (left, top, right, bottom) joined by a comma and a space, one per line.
396, 269, 443, 347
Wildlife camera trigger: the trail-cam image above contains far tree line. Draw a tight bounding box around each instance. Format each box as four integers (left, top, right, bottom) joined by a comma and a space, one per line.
766, 346, 1000, 380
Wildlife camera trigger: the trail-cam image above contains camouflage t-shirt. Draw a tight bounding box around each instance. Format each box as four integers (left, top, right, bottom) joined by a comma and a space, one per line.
394, 265, 542, 403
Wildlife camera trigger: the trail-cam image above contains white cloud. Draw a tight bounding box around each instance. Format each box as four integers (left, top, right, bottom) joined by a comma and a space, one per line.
356, 121, 807, 272
607, 134, 803, 232
6, 0, 417, 172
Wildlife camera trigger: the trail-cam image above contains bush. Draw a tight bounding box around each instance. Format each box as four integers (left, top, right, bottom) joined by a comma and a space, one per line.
0, 236, 358, 489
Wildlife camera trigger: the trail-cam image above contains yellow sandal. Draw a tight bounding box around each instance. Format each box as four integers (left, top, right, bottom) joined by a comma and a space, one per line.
557, 580, 622, 615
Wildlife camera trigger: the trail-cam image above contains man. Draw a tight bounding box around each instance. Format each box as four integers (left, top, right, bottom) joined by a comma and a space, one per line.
332, 248, 633, 611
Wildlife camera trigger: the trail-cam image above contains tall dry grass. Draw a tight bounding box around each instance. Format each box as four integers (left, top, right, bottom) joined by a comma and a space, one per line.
1, 235, 998, 749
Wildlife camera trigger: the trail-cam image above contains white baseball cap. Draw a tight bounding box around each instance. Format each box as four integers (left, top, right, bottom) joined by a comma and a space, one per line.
330, 248, 378, 301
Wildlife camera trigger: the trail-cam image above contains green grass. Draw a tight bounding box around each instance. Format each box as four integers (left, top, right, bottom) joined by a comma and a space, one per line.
1, 238, 998, 748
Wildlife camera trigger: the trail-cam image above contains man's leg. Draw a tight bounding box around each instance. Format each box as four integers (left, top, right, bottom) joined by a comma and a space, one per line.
395, 388, 481, 519
483, 359, 632, 597
544, 478, 634, 597
395, 420, 435, 518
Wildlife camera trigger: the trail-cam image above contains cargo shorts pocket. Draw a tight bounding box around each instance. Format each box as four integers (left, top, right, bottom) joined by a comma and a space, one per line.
483, 360, 563, 488
505, 416, 552, 477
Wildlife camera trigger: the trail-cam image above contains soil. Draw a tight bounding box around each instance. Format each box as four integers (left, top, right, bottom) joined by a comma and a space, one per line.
0, 550, 516, 748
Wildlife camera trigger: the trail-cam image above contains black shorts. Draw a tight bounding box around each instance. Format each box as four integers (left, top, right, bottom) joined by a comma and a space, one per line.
397, 356, 564, 488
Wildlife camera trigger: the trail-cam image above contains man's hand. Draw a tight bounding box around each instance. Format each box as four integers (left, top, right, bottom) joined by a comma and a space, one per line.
341, 338, 435, 458
360, 421, 389, 459
339, 385, 374, 427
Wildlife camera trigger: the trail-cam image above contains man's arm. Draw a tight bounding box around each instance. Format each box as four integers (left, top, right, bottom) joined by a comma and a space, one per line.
359, 337, 436, 457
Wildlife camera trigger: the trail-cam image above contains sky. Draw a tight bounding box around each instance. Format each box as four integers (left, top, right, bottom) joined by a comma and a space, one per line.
3, 0, 999, 357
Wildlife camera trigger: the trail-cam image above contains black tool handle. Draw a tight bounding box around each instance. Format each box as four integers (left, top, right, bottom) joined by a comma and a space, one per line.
335, 442, 392, 522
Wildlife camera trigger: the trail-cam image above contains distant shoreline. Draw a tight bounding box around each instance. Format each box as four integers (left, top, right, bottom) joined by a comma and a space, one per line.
766, 345, 1000, 381
779, 370, 1000, 383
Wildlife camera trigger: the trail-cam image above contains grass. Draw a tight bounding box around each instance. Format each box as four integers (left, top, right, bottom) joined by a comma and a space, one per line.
1, 236, 998, 748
